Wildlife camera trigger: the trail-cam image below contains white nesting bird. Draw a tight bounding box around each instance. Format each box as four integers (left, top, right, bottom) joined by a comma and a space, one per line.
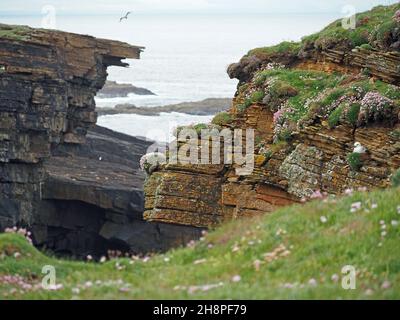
353, 142, 367, 154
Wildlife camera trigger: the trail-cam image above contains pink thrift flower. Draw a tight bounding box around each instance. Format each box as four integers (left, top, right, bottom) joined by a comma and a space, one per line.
308, 278, 317, 286
344, 188, 354, 196
381, 281, 391, 289
394, 10, 400, 23
310, 190, 324, 199
273, 108, 284, 123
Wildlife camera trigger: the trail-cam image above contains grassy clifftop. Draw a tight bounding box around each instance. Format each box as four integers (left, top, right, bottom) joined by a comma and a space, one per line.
1, 187, 399, 299
231, 67, 400, 144
249, 3, 400, 58
0, 24, 33, 41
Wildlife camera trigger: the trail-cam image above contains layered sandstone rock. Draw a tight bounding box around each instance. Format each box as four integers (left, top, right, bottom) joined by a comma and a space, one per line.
0, 25, 203, 257
144, 104, 399, 229
144, 29, 400, 229
228, 47, 400, 87
1, 25, 142, 231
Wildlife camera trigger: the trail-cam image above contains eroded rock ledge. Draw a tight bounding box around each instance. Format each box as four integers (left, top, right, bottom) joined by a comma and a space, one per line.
143, 5, 400, 229
0, 25, 202, 258
144, 83, 400, 229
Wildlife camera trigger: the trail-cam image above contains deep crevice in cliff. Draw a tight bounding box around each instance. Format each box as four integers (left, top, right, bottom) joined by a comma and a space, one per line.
34, 199, 130, 259
0, 25, 204, 259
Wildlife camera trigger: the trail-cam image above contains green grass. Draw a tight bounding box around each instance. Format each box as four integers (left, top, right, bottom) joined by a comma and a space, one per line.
237, 90, 266, 112
174, 123, 216, 137
250, 90, 265, 103
248, 41, 302, 58
0, 24, 32, 41
347, 153, 363, 171
392, 169, 400, 187
390, 129, 400, 140
255, 69, 343, 120
242, 68, 399, 126
359, 44, 373, 50
237, 99, 252, 112
328, 105, 344, 128
1, 187, 400, 299
357, 79, 400, 100
248, 3, 400, 58
346, 103, 361, 126
321, 88, 347, 107
212, 112, 233, 126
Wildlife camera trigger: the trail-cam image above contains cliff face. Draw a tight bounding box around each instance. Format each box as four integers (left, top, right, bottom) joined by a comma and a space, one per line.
1, 25, 139, 226
144, 74, 400, 228
144, 5, 400, 229
0, 25, 202, 257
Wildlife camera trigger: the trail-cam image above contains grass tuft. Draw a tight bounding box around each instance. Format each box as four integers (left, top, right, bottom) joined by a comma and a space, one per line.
1, 187, 400, 299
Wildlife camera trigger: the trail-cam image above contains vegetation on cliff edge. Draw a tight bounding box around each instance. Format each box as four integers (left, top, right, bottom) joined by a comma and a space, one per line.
0, 24, 32, 41
249, 3, 400, 58
1, 187, 399, 299
235, 67, 400, 143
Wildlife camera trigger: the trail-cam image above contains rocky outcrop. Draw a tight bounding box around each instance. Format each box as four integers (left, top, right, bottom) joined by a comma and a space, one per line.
36, 125, 203, 257
1, 25, 141, 231
97, 80, 155, 97
144, 164, 227, 228
299, 48, 400, 85
0, 25, 202, 258
97, 98, 232, 116
228, 3, 400, 87
228, 47, 400, 87
144, 7, 400, 229
144, 101, 400, 229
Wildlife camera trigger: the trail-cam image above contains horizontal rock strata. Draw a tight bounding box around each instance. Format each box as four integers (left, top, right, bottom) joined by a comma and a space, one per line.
144, 39, 400, 229
0, 25, 202, 257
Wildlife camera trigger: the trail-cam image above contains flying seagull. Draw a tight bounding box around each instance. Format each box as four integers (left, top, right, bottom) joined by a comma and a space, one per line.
119, 11, 131, 22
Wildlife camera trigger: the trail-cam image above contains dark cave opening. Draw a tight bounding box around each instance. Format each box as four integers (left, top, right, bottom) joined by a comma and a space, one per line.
32, 199, 131, 260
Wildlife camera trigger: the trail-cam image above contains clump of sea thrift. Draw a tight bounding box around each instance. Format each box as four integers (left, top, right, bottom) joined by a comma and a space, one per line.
4, 227, 32, 245
358, 91, 395, 125
0, 275, 42, 295
272, 105, 294, 143
394, 10, 400, 23
350, 201, 362, 213
273, 108, 284, 123
310, 189, 327, 199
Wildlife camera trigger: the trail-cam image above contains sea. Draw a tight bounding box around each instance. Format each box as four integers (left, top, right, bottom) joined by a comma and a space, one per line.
1, 13, 342, 142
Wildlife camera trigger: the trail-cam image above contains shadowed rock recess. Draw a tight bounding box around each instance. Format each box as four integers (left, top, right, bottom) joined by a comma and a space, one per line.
144, 4, 400, 229
0, 25, 203, 258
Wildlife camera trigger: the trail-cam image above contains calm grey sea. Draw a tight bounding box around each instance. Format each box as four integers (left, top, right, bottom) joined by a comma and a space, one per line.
1, 13, 341, 140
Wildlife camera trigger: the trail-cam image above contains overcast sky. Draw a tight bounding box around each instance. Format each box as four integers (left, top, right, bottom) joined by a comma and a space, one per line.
0, 0, 398, 15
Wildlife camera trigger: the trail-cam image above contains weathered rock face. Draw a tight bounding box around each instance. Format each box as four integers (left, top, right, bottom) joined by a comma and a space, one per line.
143, 115, 301, 228
229, 47, 400, 87
36, 126, 203, 257
299, 48, 400, 85
1, 25, 141, 231
144, 107, 400, 229
144, 164, 227, 228
144, 41, 400, 229
0, 25, 203, 257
